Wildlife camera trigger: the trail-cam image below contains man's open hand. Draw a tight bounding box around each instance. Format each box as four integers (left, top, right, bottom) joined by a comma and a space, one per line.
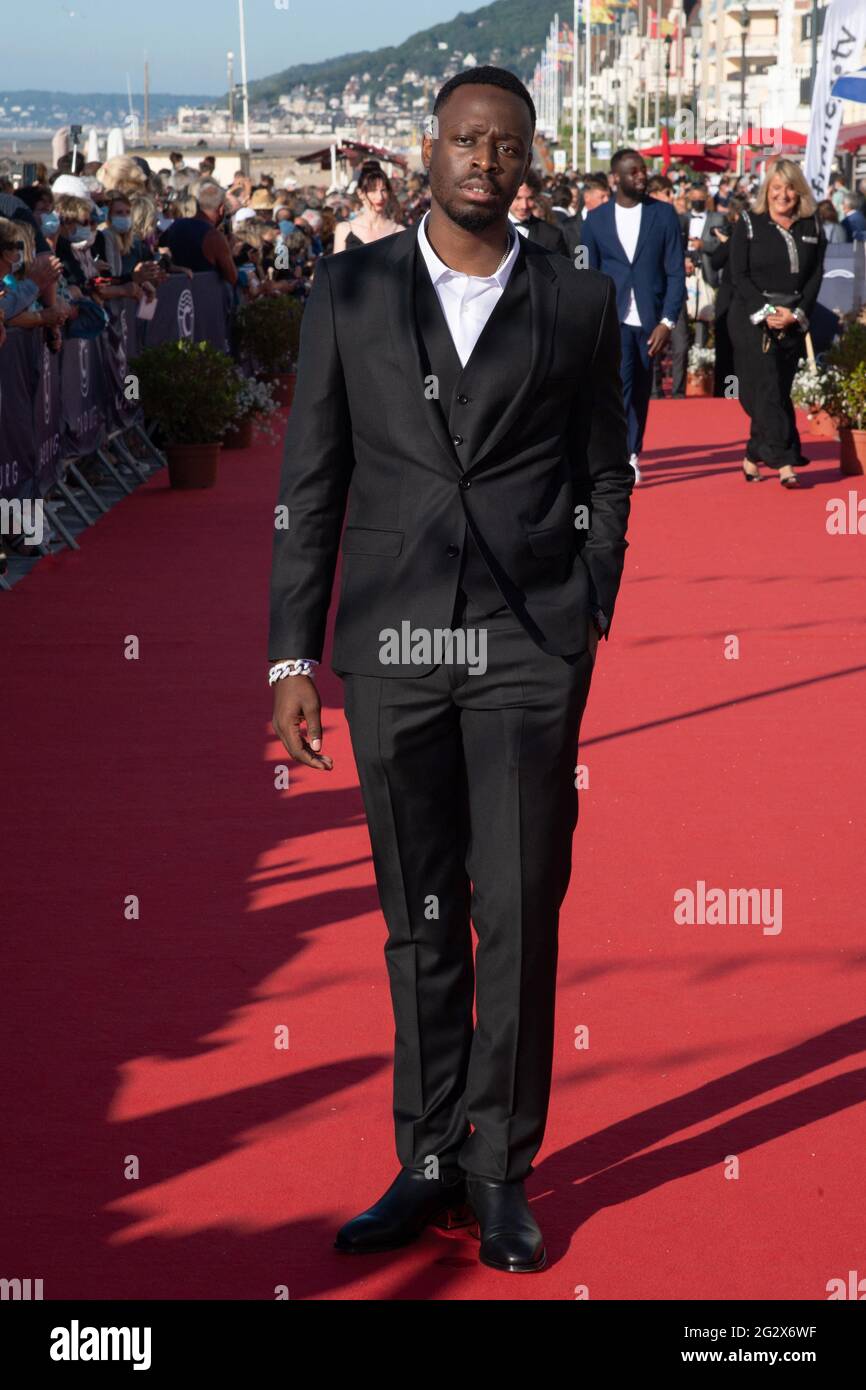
647, 322, 672, 358
272, 675, 333, 771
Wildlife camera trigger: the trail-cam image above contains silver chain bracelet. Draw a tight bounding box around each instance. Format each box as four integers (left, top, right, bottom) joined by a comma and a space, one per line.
269, 659, 318, 685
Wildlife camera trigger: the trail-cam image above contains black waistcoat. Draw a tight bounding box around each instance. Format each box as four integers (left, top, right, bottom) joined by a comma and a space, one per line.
413, 240, 532, 615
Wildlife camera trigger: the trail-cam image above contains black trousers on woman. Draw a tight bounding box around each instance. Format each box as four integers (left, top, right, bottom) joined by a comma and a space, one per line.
728, 303, 806, 469
712, 310, 736, 398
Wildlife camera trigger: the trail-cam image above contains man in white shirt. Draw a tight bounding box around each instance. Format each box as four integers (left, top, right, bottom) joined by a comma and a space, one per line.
581, 149, 685, 481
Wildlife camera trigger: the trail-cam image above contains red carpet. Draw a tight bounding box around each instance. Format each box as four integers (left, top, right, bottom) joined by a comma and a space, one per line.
3, 400, 865, 1301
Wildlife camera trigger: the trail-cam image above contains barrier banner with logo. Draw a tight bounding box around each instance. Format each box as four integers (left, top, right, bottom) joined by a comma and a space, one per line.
2, 274, 231, 501
192, 271, 232, 353
34, 339, 63, 494
103, 301, 142, 430
138, 276, 197, 348
61, 337, 107, 459
0, 329, 40, 501
811, 242, 866, 353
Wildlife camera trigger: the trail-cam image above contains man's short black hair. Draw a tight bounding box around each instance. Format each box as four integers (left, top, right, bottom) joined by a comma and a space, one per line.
582, 172, 611, 193
433, 65, 536, 135
646, 174, 674, 194
611, 147, 643, 171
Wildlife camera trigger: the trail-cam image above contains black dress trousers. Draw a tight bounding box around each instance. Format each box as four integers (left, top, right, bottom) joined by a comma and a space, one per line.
340, 590, 593, 1183
728, 304, 805, 469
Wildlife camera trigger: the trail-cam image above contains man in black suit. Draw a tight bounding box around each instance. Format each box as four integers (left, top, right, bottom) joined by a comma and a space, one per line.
268, 65, 632, 1273
509, 168, 569, 255
549, 175, 583, 258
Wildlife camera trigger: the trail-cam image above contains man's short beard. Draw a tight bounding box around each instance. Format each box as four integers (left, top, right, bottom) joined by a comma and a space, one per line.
438, 194, 506, 232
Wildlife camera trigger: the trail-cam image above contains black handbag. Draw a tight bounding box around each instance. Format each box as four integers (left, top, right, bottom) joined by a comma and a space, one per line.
758, 290, 802, 351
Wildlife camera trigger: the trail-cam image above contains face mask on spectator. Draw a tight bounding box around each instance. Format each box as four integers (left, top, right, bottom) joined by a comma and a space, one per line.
111, 215, 132, 233
40, 211, 61, 236
70, 225, 95, 247
278, 219, 295, 237
95, 204, 108, 221
157, 216, 173, 232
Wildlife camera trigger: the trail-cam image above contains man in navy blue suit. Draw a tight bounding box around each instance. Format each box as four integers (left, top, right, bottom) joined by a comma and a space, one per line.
841, 193, 866, 242
581, 149, 685, 482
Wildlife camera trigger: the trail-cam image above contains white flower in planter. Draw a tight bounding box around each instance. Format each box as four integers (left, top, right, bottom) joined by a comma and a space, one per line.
687, 346, 715, 372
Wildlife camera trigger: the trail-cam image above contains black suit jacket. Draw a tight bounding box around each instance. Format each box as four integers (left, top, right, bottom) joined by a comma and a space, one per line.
558, 215, 582, 259
513, 214, 568, 257
269, 222, 633, 677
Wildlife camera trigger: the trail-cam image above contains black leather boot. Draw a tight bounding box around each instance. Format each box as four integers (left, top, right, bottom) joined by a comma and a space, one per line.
334, 1167, 473, 1253
466, 1176, 547, 1272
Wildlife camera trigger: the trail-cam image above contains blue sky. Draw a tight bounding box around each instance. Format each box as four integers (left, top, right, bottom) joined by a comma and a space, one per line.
8, 0, 465, 94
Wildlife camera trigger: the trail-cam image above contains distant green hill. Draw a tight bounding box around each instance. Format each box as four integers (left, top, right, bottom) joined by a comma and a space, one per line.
248, 0, 566, 104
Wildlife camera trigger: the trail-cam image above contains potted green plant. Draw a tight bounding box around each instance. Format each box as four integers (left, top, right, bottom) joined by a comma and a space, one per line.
132, 340, 241, 488
834, 361, 866, 475
791, 359, 839, 439
686, 345, 714, 396
223, 372, 281, 450
233, 295, 303, 409
826, 318, 866, 374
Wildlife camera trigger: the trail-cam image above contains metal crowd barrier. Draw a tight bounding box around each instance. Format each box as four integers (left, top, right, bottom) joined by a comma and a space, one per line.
0, 272, 233, 579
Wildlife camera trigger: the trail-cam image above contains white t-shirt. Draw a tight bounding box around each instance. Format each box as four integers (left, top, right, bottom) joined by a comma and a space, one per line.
614, 201, 643, 327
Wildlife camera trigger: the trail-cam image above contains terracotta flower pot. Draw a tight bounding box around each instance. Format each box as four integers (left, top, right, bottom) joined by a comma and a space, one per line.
165, 442, 222, 489
839, 427, 866, 476
263, 371, 296, 409
222, 417, 255, 451
686, 371, 712, 397
807, 408, 839, 439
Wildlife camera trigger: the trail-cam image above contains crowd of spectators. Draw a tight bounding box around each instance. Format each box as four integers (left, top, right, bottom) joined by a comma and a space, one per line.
0, 147, 435, 358
4, 143, 864, 361
2, 139, 864, 568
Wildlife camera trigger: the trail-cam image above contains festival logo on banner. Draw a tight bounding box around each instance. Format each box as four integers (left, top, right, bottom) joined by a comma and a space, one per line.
0, 361, 19, 496
79, 339, 89, 399
114, 308, 128, 411
38, 342, 61, 486
43, 344, 51, 427
178, 288, 195, 339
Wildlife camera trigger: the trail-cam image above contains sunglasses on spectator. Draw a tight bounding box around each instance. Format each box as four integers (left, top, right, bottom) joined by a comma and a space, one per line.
0, 241, 25, 253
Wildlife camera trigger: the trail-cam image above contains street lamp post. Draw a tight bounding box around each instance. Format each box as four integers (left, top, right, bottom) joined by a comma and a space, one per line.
738, 2, 751, 177
691, 23, 702, 127
238, 0, 252, 155
227, 51, 235, 148
664, 32, 673, 135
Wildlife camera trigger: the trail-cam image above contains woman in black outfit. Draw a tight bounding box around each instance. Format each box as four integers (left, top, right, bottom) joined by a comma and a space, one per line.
728, 158, 826, 488
332, 160, 405, 252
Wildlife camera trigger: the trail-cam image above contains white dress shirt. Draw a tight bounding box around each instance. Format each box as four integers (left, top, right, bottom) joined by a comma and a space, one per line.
688, 211, 707, 243
417, 211, 521, 367
614, 200, 643, 327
